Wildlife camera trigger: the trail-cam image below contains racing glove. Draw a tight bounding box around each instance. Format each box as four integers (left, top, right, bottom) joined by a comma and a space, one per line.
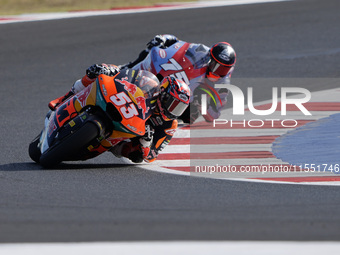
146, 35, 165, 50
86, 64, 118, 79
146, 34, 178, 51
139, 125, 155, 162
76, 63, 120, 91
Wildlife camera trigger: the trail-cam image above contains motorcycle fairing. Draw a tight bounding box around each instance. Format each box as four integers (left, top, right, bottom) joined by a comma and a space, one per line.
39, 69, 160, 156
137, 41, 209, 84
97, 75, 144, 136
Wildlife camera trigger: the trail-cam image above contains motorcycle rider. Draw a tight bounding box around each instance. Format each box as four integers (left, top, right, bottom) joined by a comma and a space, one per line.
48, 64, 190, 163
121, 34, 236, 123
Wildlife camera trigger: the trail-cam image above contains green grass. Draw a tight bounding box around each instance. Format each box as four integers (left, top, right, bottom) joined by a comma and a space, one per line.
0, 0, 193, 15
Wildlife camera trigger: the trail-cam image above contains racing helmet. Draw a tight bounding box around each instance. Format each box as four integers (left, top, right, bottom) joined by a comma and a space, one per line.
157, 76, 190, 121
207, 42, 236, 82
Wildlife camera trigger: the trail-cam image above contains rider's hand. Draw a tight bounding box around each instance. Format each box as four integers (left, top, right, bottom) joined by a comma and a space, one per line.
146, 35, 166, 51
142, 125, 154, 142
86, 64, 113, 79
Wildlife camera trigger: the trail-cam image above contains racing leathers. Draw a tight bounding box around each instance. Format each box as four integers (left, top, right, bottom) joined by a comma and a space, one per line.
111, 110, 178, 163
121, 34, 233, 123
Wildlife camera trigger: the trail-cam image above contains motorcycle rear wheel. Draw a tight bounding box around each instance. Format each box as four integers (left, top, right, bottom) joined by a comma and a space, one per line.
39, 122, 100, 168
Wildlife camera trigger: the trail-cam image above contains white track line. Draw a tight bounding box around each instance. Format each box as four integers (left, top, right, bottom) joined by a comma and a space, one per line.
162, 144, 273, 153
1, 241, 340, 255
174, 128, 294, 137
0, 0, 290, 24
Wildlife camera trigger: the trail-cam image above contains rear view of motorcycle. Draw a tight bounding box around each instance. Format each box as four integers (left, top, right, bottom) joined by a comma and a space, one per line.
29, 69, 160, 168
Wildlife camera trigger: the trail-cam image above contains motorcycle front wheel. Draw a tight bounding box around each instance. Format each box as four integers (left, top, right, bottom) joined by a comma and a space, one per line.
28, 133, 42, 163
39, 121, 100, 168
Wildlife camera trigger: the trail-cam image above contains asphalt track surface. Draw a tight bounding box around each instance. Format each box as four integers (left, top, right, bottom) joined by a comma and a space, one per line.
0, 0, 340, 242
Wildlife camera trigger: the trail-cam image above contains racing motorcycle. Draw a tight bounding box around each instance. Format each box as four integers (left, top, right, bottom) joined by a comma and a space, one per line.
29, 69, 160, 168
127, 41, 227, 123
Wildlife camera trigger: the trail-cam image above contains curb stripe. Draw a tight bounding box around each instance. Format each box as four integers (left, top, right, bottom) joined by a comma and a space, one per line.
157, 151, 275, 160
150, 88, 340, 185
254, 176, 340, 182
247, 102, 340, 111
182, 119, 314, 129
170, 136, 279, 145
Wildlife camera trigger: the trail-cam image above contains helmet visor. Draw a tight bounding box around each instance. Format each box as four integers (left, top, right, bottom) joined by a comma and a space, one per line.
164, 96, 188, 118
208, 59, 232, 79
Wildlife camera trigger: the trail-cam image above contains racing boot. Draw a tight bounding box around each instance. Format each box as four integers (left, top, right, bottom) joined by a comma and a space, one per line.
110, 140, 143, 163
48, 90, 74, 111
48, 64, 118, 111
48, 75, 95, 111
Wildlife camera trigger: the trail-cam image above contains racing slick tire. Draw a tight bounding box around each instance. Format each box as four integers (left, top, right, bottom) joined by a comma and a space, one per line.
39, 122, 100, 168
28, 133, 42, 163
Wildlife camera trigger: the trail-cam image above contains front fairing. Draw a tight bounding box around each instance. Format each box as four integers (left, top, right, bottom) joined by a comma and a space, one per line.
40, 110, 57, 153
39, 69, 160, 154
95, 69, 160, 136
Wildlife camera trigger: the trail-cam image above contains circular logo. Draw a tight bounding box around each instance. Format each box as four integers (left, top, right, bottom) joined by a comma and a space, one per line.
159, 49, 167, 59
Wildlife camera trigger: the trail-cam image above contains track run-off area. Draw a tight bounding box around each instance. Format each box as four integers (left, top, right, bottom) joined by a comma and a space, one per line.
1, 0, 340, 254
